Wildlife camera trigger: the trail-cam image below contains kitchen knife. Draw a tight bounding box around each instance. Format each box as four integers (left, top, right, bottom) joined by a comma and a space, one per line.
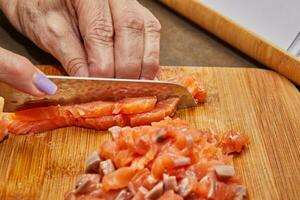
0, 75, 197, 112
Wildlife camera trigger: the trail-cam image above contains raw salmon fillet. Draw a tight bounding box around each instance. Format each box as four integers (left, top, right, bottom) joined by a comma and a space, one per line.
0, 75, 206, 140
6, 98, 179, 135
66, 118, 249, 200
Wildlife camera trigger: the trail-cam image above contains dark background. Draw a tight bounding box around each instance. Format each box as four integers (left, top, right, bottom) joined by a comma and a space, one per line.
0, 0, 260, 69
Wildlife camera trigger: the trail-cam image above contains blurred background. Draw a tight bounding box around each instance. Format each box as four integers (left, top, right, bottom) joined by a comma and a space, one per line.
0, 0, 260, 70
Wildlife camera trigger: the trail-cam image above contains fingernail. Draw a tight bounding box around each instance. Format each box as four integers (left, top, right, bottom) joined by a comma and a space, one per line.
33, 73, 57, 95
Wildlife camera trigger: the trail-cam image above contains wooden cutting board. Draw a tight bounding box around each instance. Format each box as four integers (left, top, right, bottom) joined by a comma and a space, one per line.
0, 66, 299, 200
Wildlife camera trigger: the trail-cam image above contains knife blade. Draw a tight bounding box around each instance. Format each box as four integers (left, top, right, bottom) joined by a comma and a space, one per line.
0, 75, 197, 112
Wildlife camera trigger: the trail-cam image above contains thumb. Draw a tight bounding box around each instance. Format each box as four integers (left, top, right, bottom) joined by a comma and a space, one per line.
0, 47, 57, 96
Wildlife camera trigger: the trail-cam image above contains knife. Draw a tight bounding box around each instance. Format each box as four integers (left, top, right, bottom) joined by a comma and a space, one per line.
0, 75, 197, 112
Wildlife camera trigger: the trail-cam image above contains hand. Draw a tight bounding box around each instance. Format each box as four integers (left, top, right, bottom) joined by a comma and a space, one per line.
0, 47, 57, 96
0, 0, 161, 79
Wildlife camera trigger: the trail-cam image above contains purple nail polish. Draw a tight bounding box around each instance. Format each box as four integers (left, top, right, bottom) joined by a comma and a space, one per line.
33, 73, 57, 95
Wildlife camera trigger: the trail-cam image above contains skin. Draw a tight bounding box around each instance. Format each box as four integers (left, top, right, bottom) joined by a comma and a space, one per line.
0, 0, 161, 96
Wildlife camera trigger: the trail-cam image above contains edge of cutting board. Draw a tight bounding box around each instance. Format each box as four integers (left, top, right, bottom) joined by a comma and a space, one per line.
159, 0, 300, 85
0, 65, 299, 200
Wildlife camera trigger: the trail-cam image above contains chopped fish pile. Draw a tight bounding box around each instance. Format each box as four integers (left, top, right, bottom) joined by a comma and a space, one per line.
65, 118, 249, 200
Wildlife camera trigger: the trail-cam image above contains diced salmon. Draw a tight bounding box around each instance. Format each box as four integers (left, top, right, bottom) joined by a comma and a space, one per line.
220, 131, 250, 154
100, 140, 118, 161
171, 76, 206, 103
131, 191, 145, 200
129, 168, 152, 192
66, 118, 249, 199
131, 145, 158, 170
158, 190, 183, 200
102, 167, 136, 191
151, 155, 174, 179
114, 149, 135, 168
129, 98, 179, 126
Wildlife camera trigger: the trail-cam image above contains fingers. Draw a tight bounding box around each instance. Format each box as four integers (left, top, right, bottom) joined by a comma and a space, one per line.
40, 13, 89, 77
140, 8, 161, 80
110, 0, 144, 79
0, 47, 57, 96
74, 0, 114, 78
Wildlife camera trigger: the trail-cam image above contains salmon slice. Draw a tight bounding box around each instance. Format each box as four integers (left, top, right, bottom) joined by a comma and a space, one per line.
8, 115, 127, 135
14, 97, 157, 122
76, 115, 128, 131
129, 98, 179, 126
6, 97, 178, 136
8, 117, 72, 135
13, 101, 115, 122
114, 97, 157, 115
2, 75, 207, 140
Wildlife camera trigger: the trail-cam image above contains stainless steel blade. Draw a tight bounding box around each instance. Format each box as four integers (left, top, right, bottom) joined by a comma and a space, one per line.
0, 76, 197, 112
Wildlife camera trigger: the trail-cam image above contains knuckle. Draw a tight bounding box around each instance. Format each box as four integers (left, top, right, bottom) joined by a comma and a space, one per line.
144, 59, 159, 71
116, 12, 144, 32
89, 65, 114, 78
84, 19, 114, 46
65, 57, 87, 75
145, 20, 161, 33
116, 61, 141, 78
143, 52, 159, 67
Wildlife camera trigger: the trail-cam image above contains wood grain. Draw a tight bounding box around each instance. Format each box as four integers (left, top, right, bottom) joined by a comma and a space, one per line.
0, 66, 300, 199
159, 0, 300, 86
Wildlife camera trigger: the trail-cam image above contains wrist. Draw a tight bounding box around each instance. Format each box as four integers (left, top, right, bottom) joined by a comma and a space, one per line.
0, 0, 9, 11
0, 0, 20, 31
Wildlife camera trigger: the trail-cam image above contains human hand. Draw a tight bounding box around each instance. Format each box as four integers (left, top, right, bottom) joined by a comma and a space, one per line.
0, 47, 57, 96
1, 0, 161, 79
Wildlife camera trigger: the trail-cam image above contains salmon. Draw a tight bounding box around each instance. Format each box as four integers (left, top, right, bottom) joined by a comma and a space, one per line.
6, 97, 177, 136
158, 190, 183, 200
129, 98, 179, 126
14, 97, 157, 122
66, 118, 249, 199
115, 97, 158, 115
102, 167, 137, 191
0, 97, 8, 141
220, 131, 250, 154
171, 76, 206, 103
1, 76, 206, 140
